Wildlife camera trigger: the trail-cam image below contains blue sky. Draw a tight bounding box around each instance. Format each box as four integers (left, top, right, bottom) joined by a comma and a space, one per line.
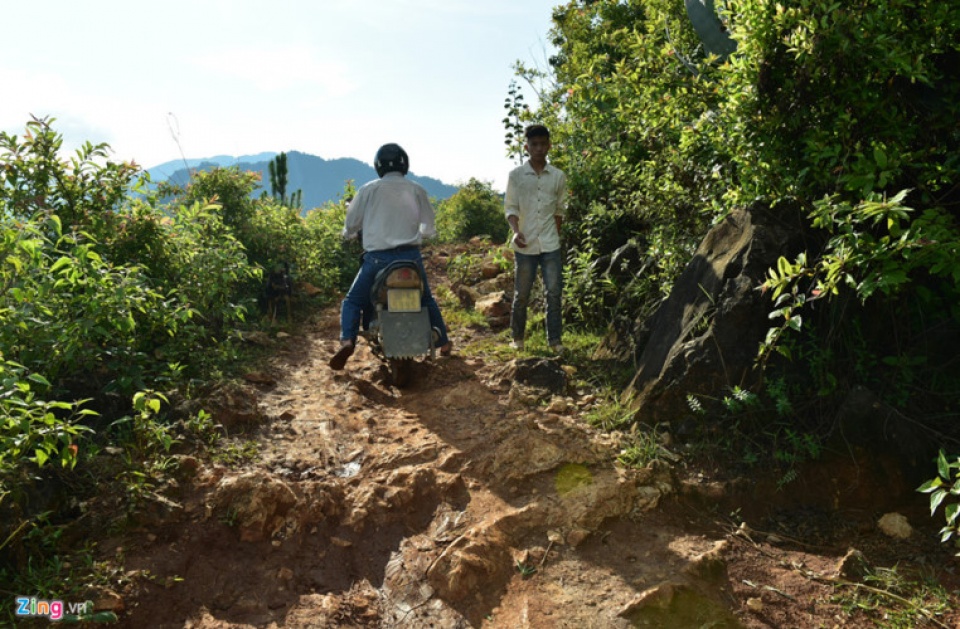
1, 1, 559, 192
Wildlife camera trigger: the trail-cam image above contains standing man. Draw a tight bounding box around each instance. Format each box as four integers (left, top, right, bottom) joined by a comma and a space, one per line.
329, 143, 451, 370
504, 124, 568, 353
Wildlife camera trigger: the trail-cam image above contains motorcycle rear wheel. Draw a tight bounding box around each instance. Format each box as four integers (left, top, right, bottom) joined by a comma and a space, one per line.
389, 358, 412, 388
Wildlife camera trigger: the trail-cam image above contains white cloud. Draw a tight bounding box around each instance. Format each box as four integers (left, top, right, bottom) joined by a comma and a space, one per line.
194, 45, 357, 96
0, 67, 71, 126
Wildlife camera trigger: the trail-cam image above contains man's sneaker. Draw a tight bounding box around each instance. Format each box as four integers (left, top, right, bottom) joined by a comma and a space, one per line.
549, 343, 565, 354
510, 339, 524, 351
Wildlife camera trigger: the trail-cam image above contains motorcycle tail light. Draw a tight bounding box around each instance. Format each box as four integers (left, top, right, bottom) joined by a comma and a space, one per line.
386, 268, 422, 289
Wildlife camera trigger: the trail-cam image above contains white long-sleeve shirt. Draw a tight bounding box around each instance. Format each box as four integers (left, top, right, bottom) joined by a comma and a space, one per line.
504, 161, 567, 254
342, 172, 437, 252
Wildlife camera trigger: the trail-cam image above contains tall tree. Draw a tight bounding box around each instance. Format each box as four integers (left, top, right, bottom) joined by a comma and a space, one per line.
268, 152, 302, 209
269, 152, 288, 200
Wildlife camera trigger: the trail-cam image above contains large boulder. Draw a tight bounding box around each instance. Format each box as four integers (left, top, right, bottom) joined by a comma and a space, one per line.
499, 357, 569, 395
623, 205, 806, 424
474, 291, 512, 328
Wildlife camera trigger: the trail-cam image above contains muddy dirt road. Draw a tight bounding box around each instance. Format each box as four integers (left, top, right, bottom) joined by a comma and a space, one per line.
100, 245, 959, 628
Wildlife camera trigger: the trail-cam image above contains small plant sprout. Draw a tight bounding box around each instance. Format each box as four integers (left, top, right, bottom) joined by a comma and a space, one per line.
515, 560, 537, 579
917, 450, 960, 552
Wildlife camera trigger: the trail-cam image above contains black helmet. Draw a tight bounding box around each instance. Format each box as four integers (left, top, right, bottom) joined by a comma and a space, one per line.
374, 143, 409, 177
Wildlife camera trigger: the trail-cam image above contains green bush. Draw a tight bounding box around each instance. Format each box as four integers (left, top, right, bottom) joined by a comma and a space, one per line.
516, 0, 959, 328
164, 200, 258, 333
513, 0, 726, 325
1, 212, 187, 396
719, 0, 960, 207
162, 166, 356, 302
515, 0, 960, 543
1, 116, 141, 240
161, 166, 261, 232
303, 198, 356, 294
0, 117, 370, 604
436, 178, 509, 244
0, 362, 93, 503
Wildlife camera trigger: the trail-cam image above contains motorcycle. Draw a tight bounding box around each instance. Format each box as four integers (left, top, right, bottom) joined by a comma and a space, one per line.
360, 260, 438, 387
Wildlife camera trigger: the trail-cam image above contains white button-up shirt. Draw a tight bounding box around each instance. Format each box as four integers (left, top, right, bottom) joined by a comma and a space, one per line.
342, 172, 437, 252
504, 161, 567, 254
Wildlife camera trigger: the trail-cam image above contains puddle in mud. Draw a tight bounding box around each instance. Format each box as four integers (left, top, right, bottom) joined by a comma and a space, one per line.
627, 587, 743, 628
335, 460, 361, 478
555, 462, 593, 494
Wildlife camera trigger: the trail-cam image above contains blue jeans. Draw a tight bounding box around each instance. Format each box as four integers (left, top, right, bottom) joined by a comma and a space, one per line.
511, 249, 563, 345
340, 247, 449, 346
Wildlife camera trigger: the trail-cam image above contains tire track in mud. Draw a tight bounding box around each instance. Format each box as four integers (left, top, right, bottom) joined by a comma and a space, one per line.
109, 250, 746, 629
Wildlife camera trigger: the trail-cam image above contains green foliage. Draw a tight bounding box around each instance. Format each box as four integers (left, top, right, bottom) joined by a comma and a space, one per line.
303, 183, 358, 293
562, 226, 665, 328
434, 285, 489, 332
515, 560, 537, 578
221, 506, 241, 528
503, 80, 533, 164
516, 3, 960, 514
211, 439, 260, 468
268, 151, 302, 209
616, 423, 665, 469
109, 391, 178, 459
0, 362, 93, 503
719, 0, 960, 207
833, 564, 952, 628
165, 200, 257, 331
763, 191, 959, 308
436, 179, 509, 244
686, 384, 822, 486
159, 162, 354, 303
0, 116, 353, 397
161, 165, 260, 232
585, 394, 636, 431
1, 115, 141, 239
918, 450, 960, 552
719, 385, 760, 415
0, 517, 106, 626
515, 0, 960, 339
0, 117, 360, 598
716, 0, 960, 429
760, 191, 960, 410
764, 376, 794, 418
513, 0, 728, 326
445, 250, 487, 286
1, 212, 189, 395
269, 152, 288, 202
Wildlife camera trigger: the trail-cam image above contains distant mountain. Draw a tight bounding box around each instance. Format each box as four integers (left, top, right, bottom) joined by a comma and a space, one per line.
146, 151, 459, 210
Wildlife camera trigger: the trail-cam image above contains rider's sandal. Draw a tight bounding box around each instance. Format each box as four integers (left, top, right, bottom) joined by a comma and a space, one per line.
439, 342, 453, 357
329, 342, 355, 370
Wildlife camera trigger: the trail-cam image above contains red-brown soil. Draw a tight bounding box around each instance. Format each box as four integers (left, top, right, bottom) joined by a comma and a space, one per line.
89, 243, 960, 628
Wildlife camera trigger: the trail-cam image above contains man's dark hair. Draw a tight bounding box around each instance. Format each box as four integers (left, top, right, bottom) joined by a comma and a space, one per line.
524, 124, 550, 140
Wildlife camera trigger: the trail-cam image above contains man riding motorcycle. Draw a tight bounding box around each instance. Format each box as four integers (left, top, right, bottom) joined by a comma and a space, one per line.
329, 143, 452, 370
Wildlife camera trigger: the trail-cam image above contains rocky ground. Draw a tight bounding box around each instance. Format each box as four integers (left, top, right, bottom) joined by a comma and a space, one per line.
88, 243, 960, 628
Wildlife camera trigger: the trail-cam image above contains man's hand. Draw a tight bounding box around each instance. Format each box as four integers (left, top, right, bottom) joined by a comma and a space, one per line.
507, 215, 526, 248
